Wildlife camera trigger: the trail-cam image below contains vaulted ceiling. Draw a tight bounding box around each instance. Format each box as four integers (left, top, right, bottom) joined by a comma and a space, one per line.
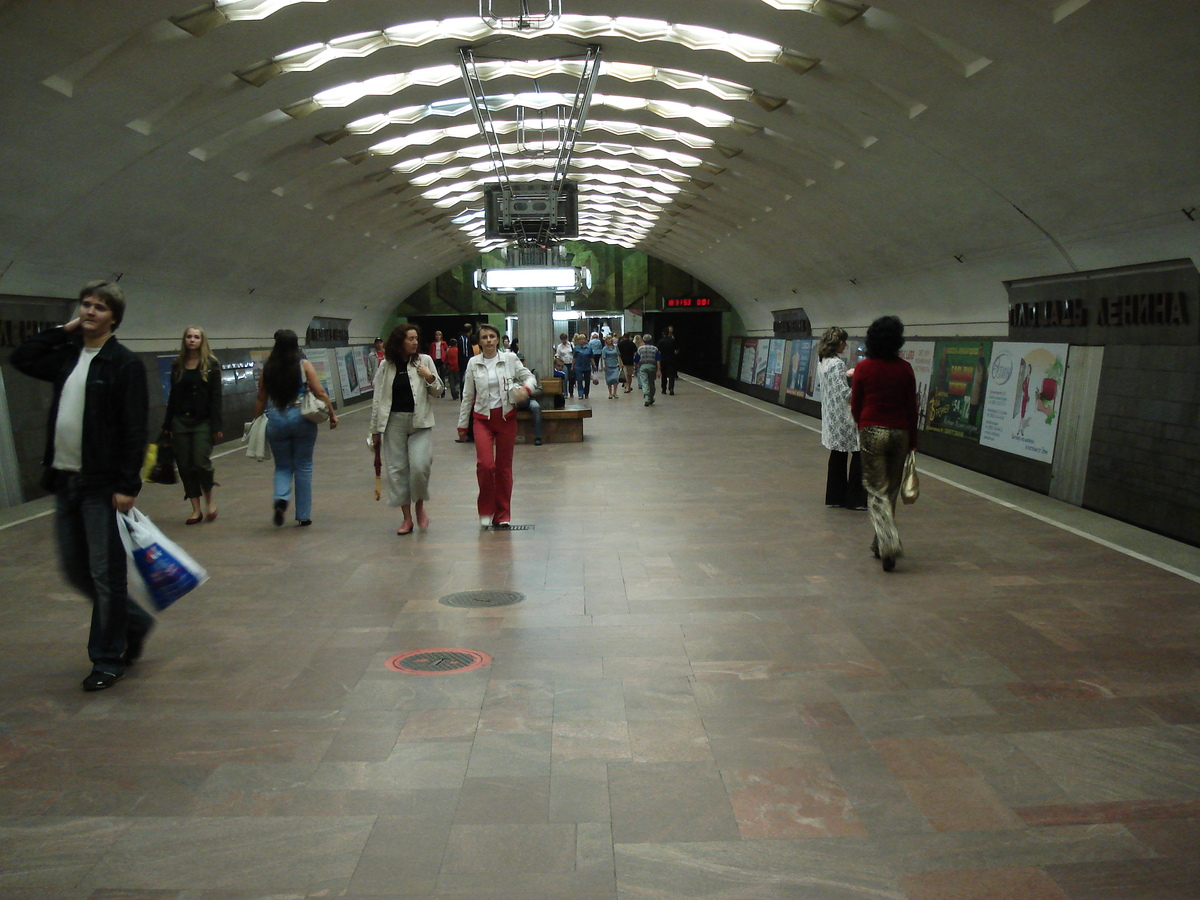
1, 0, 1196, 344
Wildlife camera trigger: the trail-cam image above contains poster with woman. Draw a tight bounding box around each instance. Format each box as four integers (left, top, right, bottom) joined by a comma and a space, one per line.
925, 341, 992, 441
979, 342, 1068, 461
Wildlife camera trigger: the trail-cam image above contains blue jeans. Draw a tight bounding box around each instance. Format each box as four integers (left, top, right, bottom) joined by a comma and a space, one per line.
517, 397, 542, 440
266, 405, 318, 521
54, 474, 154, 673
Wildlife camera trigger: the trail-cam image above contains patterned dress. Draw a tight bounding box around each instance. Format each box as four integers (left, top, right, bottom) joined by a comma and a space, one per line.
817, 356, 859, 452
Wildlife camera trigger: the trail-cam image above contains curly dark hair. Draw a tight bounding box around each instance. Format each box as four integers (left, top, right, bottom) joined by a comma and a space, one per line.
864, 316, 905, 359
384, 323, 421, 367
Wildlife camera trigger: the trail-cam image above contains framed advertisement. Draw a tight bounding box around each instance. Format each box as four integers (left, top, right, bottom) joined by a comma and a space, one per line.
925, 341, 992, 441
979, 342, 1068, 461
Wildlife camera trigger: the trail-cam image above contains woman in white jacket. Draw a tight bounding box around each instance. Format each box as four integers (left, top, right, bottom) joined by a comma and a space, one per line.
371, 324, 443, 534
457, 323, 537, 528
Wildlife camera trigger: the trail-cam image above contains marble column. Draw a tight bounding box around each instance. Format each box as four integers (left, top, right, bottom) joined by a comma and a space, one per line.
515, 288, 555, 379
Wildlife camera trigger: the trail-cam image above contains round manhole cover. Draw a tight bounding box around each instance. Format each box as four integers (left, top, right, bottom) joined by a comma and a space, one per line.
439, 590, 525, 609
385, 648, 492, 674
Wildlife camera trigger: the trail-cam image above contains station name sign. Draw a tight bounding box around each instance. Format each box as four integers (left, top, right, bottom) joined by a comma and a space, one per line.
1006, 260, 1198, 346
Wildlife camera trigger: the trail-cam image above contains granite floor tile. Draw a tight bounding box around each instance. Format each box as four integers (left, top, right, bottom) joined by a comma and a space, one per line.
1, 380, 1197, 898
608, 762, 741, 844
898, 866, 1069, 899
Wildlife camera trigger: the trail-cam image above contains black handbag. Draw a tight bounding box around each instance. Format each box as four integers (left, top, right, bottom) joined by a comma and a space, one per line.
148, 440, 178, 485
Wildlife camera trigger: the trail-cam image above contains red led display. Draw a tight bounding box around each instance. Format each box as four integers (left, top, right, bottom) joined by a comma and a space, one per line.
665, 298, 712, 308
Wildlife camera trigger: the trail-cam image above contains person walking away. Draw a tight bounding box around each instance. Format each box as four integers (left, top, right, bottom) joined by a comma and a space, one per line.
457, 324, 537, 527
445, 341, 460, 401
815, 327, 867, 510
254, 329, 338, 527
162, 325, 224, 524
428, 330, 450, 396
600, 334, 622, 399
372, 324, 442, 535
587, 332, 603, 375
11, 280, 154, 691
635, 334, 662, 406
572, 333, 595, 399
454, 322, 474, 400
554, 332, 576, 398
850, 316, 919, 572
658, 326, 679, 394
617, 332, 637, 392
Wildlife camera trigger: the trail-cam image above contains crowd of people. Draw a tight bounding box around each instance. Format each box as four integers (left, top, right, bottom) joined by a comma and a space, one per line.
12, 284, 917, 692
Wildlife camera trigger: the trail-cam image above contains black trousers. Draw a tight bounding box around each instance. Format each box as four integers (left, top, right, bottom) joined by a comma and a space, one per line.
825, 449, 866, 508
660, 363, 677, 393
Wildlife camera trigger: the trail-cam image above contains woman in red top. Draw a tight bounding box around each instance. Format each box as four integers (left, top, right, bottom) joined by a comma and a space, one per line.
850, 316, 919, 572
428, 330, 450, 397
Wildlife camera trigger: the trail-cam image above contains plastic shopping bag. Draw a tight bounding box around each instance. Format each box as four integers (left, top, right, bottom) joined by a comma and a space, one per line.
116, 508, 209, 610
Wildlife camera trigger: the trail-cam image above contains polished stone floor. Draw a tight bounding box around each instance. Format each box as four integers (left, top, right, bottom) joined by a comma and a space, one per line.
1, 377, 1199, 899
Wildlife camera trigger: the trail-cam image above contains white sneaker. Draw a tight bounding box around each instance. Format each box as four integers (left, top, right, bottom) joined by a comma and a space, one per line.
480, 515, 493, 528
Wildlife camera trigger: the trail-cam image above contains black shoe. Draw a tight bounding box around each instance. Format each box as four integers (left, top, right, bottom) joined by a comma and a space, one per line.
123, 621, 155, 666
273, 499, 287, 526
644, 401, 650, 406
534, 437, 543, 446
882, 555, 896, 572
82, 669, 123, 692
298, 519, 312, 527
493, 522, 511, 529
669, 390, 675, 395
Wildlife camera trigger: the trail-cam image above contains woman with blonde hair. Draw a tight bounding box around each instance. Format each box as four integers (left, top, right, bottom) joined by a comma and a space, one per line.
815, 327, 866, 511
372, 324, 443, 535
162, 325, 224, 524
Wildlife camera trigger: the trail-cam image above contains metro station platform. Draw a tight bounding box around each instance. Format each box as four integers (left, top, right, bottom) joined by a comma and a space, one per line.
1, 377, 1198, 899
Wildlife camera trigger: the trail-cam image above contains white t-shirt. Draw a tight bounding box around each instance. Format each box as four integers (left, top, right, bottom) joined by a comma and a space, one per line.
482, 354, 503, 410
53, 346, 101, 472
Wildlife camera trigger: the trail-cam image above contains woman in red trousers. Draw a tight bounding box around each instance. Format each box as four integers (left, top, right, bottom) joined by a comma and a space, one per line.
456, 324, 537, 528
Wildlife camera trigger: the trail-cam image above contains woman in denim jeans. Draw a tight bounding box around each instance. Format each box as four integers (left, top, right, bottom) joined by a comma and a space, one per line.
254, 329, 338, 526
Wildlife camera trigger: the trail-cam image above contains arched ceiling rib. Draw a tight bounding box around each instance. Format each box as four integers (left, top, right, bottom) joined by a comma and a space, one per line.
0, 0, 1194, 339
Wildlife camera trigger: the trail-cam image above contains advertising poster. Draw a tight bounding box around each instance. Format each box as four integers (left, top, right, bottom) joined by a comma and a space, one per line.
306, 349, 336, 400
739, 339, 758, 383
752, 340, 770, 386
726, 339, 742, 380
335, 346, 370, 400
785, 339, 815, 397
764, 339, 785, 390
980, 342, 1068, 461
898, 341, 936, 431
925, 341, 992, 441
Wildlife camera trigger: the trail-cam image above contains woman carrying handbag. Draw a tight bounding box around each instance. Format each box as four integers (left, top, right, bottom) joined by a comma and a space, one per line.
253, 329, 338, 527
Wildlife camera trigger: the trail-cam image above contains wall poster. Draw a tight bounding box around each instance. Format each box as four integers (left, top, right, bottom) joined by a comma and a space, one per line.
925, 341, 992, 441
726, 338, 743, 380
306, 349, 336, 401
979, 342, 1068, 461
335, 346, 371, 400
785, 339, 816, 397
764, 339, 785, 389
739, 339, 758, 383
899, 342, 936, 431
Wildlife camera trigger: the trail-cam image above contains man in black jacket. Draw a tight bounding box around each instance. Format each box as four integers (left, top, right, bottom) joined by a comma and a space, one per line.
658, 326, 679, 395
11, 281, 154, 691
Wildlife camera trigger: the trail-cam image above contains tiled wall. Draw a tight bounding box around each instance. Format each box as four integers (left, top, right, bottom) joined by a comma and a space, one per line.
1084, 345, 1200, 545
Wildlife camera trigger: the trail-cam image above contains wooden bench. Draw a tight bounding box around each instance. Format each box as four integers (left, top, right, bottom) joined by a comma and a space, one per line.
516, 404, 592, 443
540, 377, 566, 409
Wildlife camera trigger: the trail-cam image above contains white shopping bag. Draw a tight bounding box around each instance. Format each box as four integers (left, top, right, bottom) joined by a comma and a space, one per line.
116, 508, 209, 610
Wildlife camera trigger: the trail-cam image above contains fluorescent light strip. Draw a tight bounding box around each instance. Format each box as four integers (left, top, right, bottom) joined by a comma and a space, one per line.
407, 157, 696, 188
362, 119, 717, 158
390, 143, 707, 176
343, 92, 739, 137
310, 61, 757, 111
245, 16, 807, 83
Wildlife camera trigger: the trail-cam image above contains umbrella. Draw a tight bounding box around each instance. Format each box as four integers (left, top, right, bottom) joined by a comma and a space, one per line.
373, 440, 381, 501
